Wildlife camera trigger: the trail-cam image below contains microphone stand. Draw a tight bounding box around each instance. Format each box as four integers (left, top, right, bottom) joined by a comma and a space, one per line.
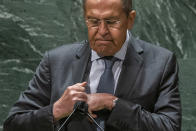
57, 101, 104, 131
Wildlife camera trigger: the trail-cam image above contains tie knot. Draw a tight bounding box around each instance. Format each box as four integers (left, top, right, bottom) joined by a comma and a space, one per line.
103, 56, 118, 69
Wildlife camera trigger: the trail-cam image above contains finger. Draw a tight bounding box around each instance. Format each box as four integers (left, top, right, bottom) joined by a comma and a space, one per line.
88, 108, 97, 118
73, 82, 87, 89
75, 82, 87, 86
75, 82, 87, 89
72, 97, 87, 102
90, 113, 97, 118
79, 82, 87, 87
88, 109, 92, 116
69, 82, 87, 93
72, 92, 88, 101
67, 85, 85, 92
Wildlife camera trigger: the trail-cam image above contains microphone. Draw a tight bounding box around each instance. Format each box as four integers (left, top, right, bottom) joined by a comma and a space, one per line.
57, 103, 78, 131
57, 101, 104, 131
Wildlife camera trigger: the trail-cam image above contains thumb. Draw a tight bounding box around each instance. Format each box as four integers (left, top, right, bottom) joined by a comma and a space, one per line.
79, 82, 87, 87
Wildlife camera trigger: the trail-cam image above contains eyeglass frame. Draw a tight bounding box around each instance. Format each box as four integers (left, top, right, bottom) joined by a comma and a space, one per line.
85, 18, 122, 29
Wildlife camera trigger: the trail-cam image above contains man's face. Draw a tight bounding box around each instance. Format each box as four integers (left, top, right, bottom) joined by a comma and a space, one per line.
85, 0, 135, 56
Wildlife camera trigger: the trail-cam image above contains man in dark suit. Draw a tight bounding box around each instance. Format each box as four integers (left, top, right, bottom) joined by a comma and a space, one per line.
3, 0, 181, 131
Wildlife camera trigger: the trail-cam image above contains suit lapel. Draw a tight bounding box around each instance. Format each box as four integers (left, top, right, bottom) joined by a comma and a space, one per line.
71, 41, 91, 84
115, 37, 144, 98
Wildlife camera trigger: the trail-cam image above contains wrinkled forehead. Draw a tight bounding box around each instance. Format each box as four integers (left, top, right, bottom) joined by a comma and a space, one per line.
84, 0, 124, 18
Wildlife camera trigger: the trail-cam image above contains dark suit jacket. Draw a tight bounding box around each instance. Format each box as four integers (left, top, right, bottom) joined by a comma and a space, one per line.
3, 35, 181, 131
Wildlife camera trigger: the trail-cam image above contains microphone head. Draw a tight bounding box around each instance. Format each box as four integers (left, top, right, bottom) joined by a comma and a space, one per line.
73, 101, 88, 121
74, 101, 88, 113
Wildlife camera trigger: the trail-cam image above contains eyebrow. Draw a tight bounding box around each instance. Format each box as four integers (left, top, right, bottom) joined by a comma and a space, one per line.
86, 16, 96, 19
86, 16, 119, 20
105, 16, 119, 19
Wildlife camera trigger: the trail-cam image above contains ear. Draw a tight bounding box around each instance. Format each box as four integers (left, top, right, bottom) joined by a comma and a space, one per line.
127, 10, 136, 30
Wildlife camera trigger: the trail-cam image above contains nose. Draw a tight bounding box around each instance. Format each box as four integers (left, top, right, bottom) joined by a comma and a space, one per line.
97, 20, 109, 36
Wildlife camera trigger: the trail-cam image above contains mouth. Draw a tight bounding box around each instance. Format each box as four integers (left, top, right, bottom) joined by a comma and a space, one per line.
95, 40, 113, 46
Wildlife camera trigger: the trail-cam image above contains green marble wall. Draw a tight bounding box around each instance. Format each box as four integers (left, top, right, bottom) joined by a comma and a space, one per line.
0, 0, 196, 130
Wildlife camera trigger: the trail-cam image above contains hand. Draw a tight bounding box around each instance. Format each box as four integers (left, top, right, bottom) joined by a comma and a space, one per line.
53, 82, 87, 121
87, 93, 117, 118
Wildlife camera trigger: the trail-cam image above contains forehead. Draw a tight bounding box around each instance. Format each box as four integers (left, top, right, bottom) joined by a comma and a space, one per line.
85, 0, 124, 18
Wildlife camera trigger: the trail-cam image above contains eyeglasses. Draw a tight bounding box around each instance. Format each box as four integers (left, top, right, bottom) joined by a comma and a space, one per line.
86, 18, 121, 29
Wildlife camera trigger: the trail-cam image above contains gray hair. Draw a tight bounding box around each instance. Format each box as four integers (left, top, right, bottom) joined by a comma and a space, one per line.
82, 0, 132, 16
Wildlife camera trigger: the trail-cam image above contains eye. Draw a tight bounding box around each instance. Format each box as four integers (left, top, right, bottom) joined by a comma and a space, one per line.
89, 19, 99, 25
105, 20, 118, 25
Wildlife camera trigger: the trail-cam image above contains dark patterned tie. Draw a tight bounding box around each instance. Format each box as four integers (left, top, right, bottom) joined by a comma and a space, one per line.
96, 56, 118, 131
97, 56, 118, 94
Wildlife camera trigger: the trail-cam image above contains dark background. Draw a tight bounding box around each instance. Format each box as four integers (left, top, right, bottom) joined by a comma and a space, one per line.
0, 0, 196, 130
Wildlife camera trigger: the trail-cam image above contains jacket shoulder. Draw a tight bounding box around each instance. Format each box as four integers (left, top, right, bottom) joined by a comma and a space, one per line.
134, 38, 174, 61
47, 41, 88, 61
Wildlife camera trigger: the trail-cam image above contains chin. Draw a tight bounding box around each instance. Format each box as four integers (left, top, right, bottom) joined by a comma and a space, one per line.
97, 49, 115, 57
92, 44, 115, 56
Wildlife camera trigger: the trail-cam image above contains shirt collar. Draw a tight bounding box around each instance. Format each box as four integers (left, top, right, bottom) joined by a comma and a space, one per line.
91, 30, 130, 61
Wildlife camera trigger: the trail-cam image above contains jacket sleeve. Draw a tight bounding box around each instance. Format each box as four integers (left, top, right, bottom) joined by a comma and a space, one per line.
106, 53, 181, 131
3, 52, 55, 131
